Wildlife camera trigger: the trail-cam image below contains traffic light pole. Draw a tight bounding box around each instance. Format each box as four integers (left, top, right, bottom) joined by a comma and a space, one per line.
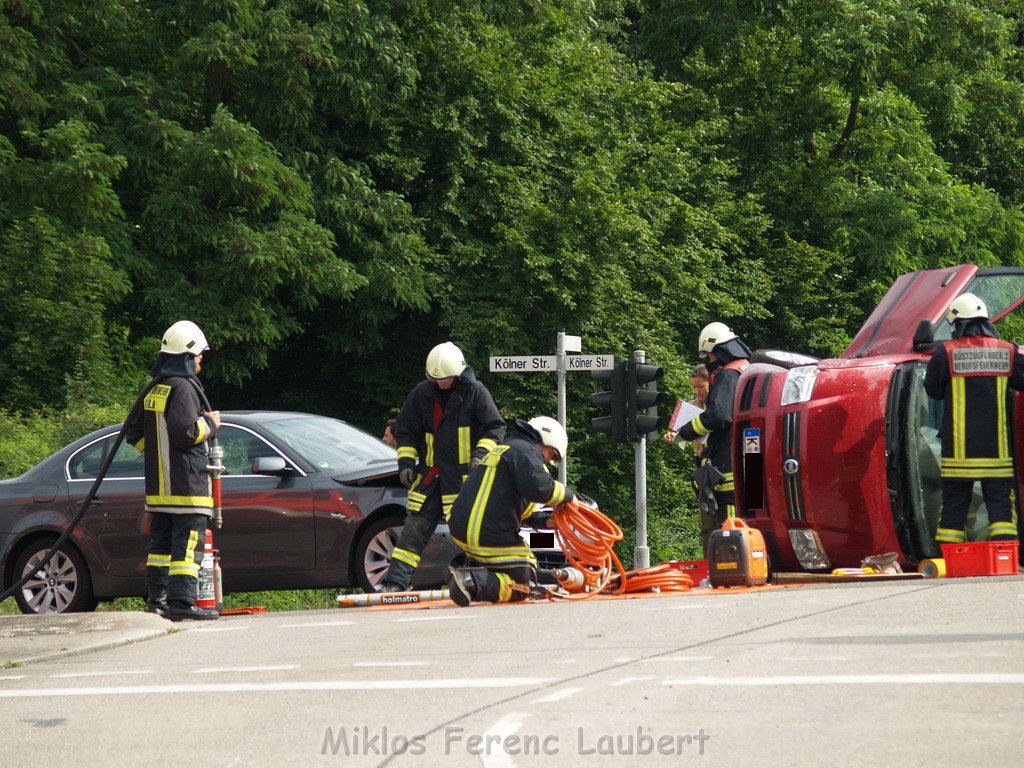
633, 349, 650, 569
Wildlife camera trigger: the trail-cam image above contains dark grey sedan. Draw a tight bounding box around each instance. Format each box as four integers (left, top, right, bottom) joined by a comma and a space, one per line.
0, 411, 567, 614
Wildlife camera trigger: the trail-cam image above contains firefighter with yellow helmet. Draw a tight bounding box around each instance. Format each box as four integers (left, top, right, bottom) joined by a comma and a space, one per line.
379, 342, 506, 592
675, 322, 751, 547
446, 416, 574, 605
125, 320, 221, 621
925, 293, 1024, 547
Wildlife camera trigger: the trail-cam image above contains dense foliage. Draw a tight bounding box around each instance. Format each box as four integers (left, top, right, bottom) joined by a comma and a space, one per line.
4, 1, 1024, 561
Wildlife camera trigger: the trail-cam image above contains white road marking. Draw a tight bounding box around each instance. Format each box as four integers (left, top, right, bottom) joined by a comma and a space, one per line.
664, 673, 1024, 687
639, 603, 731, 611
392, 614, 476, 623
0, 677, 554, 699
480, 712, 526, 768
192, 665, 300, 674
280, 621, 355, 628
553, 659, 577, 665
0, 676, 27, 681
186, 625, 250, 633
352, 661, 429, 668
639, 656, 713, 663
612, 676, 655, 687
530, 687, 583, 704
50, 670, 153, 679
613, 657, 634, 663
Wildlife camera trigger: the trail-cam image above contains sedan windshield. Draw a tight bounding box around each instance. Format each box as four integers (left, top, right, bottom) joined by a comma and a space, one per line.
260, 416, 395, 472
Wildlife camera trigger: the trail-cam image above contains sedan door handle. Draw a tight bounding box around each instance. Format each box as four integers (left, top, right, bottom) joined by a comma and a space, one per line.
76, 498, 103, 508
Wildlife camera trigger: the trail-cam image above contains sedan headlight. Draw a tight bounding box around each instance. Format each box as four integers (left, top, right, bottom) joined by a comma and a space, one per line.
789, 528, 831, 570
781, 365, 819, 406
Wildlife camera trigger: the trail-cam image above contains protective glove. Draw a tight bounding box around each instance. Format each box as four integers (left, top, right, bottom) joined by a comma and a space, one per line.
468, 446, 490, 470
399, 468, 416, 488
525, 510, 555, 529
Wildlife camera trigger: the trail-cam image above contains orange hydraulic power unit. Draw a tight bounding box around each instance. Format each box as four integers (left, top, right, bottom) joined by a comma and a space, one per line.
708, 517, 768, 587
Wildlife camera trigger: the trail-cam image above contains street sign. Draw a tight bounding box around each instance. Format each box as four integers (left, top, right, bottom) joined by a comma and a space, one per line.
565, 354, 614, 371
489, 355, 556, 372
489, 354, 613, 373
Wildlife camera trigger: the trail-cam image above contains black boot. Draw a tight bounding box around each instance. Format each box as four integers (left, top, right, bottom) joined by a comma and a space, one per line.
167, 602, 219, 621
446, 567, 476, 606
377, 581, 406, 593
146, 586, 169, 618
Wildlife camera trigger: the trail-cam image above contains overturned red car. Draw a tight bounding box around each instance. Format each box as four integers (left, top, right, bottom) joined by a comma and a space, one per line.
733, 265, 1024, 571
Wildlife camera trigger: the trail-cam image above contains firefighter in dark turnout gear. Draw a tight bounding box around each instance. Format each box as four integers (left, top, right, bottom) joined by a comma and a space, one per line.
676, 322, 751, 545
379, 342, 506, 592
446, 417, 574, 605
924, 293, 1024, 546
125, 320, 221, 621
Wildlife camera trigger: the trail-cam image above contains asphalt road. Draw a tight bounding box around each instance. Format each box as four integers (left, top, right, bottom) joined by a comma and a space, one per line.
2, 576, 1023, 767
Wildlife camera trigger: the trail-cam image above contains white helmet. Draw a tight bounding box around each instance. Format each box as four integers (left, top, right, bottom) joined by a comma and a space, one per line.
528, 416, 568, 464
425, 341, 467, 380
945, 292, 988, 324
698, 322, 737, 357
161, 320, 210, 355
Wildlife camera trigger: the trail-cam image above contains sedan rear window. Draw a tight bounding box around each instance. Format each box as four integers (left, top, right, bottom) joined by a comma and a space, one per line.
68, 436, 144, 480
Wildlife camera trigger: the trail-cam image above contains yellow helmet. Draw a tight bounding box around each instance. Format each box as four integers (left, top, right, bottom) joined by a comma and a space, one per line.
425, 342, 466, 380
698, 322, 737, 357
528, 416, 568, 463
161, 320, 209, 356
945, 293, 988, 324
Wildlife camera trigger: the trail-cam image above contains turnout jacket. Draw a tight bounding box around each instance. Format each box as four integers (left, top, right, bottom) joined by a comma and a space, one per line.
394, 366, 506, 514
448, 427, 574, 549
125, 373, 217, 515
678, 362, 746, 491
924, 331, 1024, 480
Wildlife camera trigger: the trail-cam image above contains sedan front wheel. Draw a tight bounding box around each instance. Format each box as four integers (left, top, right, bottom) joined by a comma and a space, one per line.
354, 514, 404, 593
13, 539, 98, 615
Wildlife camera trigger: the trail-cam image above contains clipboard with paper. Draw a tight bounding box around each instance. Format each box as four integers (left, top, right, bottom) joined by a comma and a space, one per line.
669, 399, 708, 444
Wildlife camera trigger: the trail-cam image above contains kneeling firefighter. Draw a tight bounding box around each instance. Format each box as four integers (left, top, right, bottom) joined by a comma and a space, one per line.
446, 417, 574, 606
676, 322, 750, 553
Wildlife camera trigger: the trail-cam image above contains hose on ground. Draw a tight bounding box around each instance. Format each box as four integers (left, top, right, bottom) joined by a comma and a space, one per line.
548, 498, 693, 598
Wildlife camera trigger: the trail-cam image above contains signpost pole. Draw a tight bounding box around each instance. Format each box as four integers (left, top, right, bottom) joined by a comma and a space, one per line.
633, 349, 650, 569
556, 332, 567, 485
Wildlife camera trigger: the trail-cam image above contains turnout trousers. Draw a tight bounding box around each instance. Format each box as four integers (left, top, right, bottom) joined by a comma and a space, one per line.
384, 488, 445, 590
146, 512, 208, 606
936, 479, 1018, 543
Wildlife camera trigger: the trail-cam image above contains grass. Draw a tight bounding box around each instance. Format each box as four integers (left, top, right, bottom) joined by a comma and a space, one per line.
1, 588, 346, 616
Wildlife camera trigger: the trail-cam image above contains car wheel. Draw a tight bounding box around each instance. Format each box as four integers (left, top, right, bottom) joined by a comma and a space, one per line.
13, 538, 98, 615
354, 514, 405, 593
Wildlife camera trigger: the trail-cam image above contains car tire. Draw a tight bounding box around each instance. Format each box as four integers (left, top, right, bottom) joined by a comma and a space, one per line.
12, 538, 99, 615
354, 514, 405, 593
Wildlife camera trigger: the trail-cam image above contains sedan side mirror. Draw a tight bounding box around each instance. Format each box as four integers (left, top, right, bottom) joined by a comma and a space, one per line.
912, 320, 936, 351
252, 456, 294, 476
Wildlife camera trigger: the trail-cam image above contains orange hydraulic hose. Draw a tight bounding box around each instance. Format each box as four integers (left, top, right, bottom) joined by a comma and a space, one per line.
548, 498, 693, 599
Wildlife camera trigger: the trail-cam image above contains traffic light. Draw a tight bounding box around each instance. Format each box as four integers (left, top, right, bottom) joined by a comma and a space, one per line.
591, 359, 628, 442
626, 359, 664, 441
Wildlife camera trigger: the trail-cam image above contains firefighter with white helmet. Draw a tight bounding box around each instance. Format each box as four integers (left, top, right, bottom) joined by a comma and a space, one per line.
125, 320, 221, 620
675, 322, 751, 553
378, 342, 506, 592
446, 416, 574, 606
925, 293, 1024, 547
